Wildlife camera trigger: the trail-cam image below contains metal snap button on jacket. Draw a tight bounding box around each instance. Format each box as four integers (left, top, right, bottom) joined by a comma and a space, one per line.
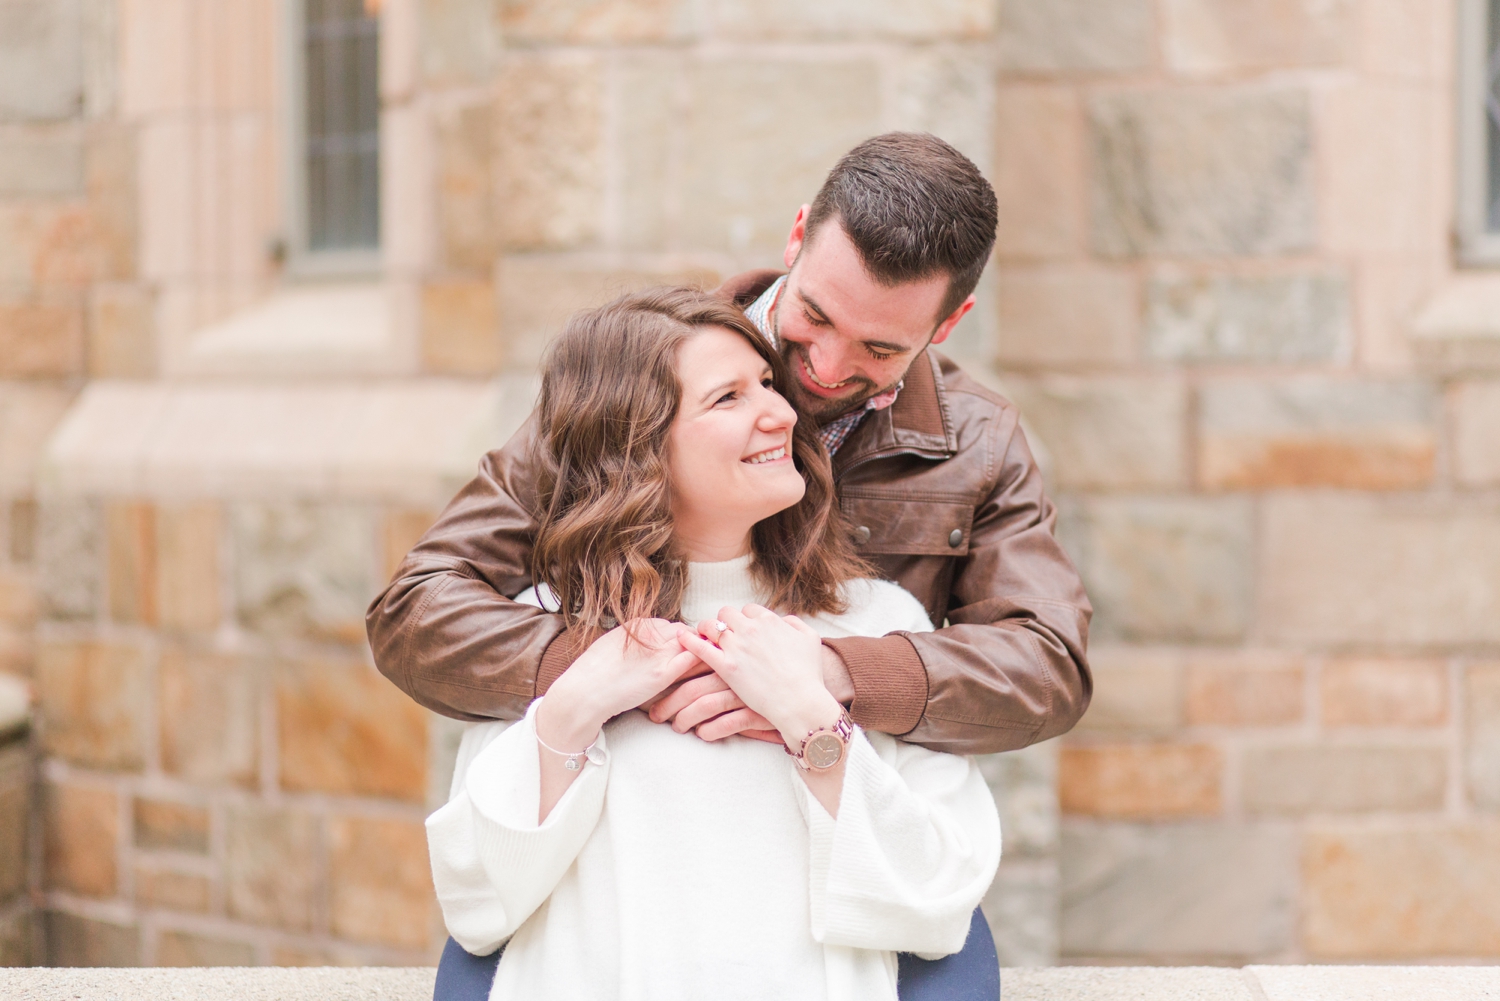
853, 526, 871, 545
948, 528, 963, 548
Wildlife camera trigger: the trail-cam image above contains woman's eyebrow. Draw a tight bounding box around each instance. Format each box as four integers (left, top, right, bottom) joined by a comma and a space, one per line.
697, 377, 741, 403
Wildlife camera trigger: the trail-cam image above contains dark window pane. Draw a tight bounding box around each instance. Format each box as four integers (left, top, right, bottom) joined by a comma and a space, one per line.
305, 0, 379, 252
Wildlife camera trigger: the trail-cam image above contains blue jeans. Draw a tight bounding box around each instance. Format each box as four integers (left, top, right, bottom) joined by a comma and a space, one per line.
434, 905, 1000, 1001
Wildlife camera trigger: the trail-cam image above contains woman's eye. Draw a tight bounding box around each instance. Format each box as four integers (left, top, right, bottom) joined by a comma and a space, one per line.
760, 377, 774, 389
715, 392, 737, 406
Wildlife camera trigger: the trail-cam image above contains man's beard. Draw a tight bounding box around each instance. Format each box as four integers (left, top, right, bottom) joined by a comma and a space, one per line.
777, 339, 896, 424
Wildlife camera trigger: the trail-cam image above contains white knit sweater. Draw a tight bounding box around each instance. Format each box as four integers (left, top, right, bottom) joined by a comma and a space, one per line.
425, 556, 1002, 1001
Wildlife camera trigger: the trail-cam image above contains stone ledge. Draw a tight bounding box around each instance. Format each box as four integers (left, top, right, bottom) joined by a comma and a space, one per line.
3, 966, 1499, 1000
37, 376, 538, 506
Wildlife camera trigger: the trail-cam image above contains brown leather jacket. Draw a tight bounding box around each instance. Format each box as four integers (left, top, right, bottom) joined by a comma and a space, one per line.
366, 271, 1092, 754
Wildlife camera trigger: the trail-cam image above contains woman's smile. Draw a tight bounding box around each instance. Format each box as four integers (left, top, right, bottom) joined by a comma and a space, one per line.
743, 444, 789, 465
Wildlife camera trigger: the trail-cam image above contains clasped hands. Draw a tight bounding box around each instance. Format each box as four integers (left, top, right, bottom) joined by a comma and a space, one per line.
546, 604, 854, 751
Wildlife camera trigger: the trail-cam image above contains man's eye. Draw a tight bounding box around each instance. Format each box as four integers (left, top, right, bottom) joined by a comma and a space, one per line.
802, 308, 829, 327
868, 348, 895, 361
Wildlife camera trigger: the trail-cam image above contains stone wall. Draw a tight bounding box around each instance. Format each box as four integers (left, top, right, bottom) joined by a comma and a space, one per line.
990, 0, 1500, 964
3, 0, 1498, 971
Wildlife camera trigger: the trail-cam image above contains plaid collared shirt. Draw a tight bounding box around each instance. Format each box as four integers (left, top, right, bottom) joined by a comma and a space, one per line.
743, 275, 901, 456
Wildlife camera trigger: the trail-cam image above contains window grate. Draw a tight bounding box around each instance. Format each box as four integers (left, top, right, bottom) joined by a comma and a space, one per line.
304, 0, 379, 252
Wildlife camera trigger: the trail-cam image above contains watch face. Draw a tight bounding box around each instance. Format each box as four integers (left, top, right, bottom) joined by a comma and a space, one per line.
804, 733, 844, 769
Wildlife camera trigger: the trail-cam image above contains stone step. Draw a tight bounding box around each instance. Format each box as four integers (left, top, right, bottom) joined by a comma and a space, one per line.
2, 966, 1499, 1000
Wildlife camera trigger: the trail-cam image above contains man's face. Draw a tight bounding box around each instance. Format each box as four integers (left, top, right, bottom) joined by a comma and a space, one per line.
772, 208, 974, 422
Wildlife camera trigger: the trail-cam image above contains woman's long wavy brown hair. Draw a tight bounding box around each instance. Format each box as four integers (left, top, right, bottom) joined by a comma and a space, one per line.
530, 286, 870, 642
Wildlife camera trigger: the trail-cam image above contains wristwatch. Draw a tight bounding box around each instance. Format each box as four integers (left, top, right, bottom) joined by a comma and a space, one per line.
785, 707, 854, 771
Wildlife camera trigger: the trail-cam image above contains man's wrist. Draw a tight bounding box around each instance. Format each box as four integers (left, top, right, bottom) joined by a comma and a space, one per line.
820, 643, 856, 704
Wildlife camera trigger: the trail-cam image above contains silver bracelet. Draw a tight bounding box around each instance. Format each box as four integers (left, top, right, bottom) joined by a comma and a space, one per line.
535, 726, 605, 772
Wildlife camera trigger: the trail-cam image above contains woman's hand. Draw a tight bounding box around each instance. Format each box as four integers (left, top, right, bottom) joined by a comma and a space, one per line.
540, 619, 703, 748
534, 619, 702, 823
677, 605, 845, 748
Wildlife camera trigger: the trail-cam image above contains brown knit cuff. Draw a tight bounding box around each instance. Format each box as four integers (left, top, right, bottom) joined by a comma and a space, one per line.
536, 628, 584, 698
823, 633, 928, 736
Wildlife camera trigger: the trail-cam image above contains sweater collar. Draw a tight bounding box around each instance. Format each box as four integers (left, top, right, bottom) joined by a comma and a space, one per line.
681, 555, 766, 624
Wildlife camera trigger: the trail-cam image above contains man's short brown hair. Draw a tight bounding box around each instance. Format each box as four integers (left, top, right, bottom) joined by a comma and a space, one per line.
804, 132, 997, 322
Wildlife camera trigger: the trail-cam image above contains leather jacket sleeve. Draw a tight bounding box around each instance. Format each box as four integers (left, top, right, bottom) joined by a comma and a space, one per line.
366, 420, 567, 722
890, 420, 1091, 755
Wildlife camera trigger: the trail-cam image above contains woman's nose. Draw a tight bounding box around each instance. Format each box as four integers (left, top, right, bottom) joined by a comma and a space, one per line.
757, 388, 797, 429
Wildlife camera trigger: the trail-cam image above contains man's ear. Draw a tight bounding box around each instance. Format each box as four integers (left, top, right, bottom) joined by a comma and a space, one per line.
928, 294, 976, 346
783, 205, 812, 269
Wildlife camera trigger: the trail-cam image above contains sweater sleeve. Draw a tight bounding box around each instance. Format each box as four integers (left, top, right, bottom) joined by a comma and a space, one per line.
800, 728, 1000, 958
425, 701, 610, 955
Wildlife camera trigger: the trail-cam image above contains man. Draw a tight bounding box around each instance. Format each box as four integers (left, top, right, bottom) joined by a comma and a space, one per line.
368, 131, 1090, 762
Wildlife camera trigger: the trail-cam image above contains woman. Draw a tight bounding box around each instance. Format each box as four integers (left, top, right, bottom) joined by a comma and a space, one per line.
426, 287, 1001, 1001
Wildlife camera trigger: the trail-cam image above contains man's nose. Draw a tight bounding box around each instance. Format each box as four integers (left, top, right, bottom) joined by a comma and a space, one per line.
805, 340, 853, 385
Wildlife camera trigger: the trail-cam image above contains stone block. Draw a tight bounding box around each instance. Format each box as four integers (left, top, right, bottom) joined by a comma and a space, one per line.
224, 804, 318, 931
1454, 381, 1500, 486
155, 503, 220, 632
435, 101, 497, 272
681, 58, 879, 253
159, 649, 257, 788
232, 503, 375, 644
1244, 745, 1446, 814
1145, 271, 1349, 363
710, 0, 993, 40
380, 508, 437, 584
133, 798, 209, 854
1198, 377, 1437, 490
10, 498, 36, 563
84, 118, 137, 284
1320, 82, 1439, 256
1184, 650, 1304, 726
998, 0, 1155, 72
983, 861, 1058, 966
134, 867, 210, 913
1321, 658, 1447, 728
1162, 0, 1354, 73
495, 53, 605, 252
501, 0, 694, 42
43, 781, 117, 897
0, 745, 28, 899
1059, 496, 1253, 644
0, 0, 83, 121
45, 910, 139, 967
105, 501, 156, 625
36, 639, 148, 770
87, 283, 156, 378
0, 383, 74, 496
994, 86, 1086, 259
996, 268, 1137, 368
888, 48, 994, 178
421, 278, 500, 375
420, 0, 501, 84
977, 740, 1059, 860
0, 293, 86, 377
1091, 88, 1314, 258
328, 816, 434, 949
0, 566, 35, 626
276, 658, 427, 803
1260, 495, 1500, 647
1303, 823, 1500, 957
1060, 743, 1222, 818
614, 54, 678, 252
0, 128, 84, 194
1061, 820, 1297, 957
1071, 647, 1181, 735
156, 929, 254, 967
1252, 966, 1500, 1001
1469, 664, 1500, 810
497, 256, 720, 370
0, 908, 35, 966
1003, 376, 1186, 490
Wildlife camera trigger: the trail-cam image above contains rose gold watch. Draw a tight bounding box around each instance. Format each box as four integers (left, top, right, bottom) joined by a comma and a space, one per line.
785, 707, 854, 771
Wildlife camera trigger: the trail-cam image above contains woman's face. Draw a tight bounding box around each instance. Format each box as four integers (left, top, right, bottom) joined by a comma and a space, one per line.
667, 326, 806, 559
